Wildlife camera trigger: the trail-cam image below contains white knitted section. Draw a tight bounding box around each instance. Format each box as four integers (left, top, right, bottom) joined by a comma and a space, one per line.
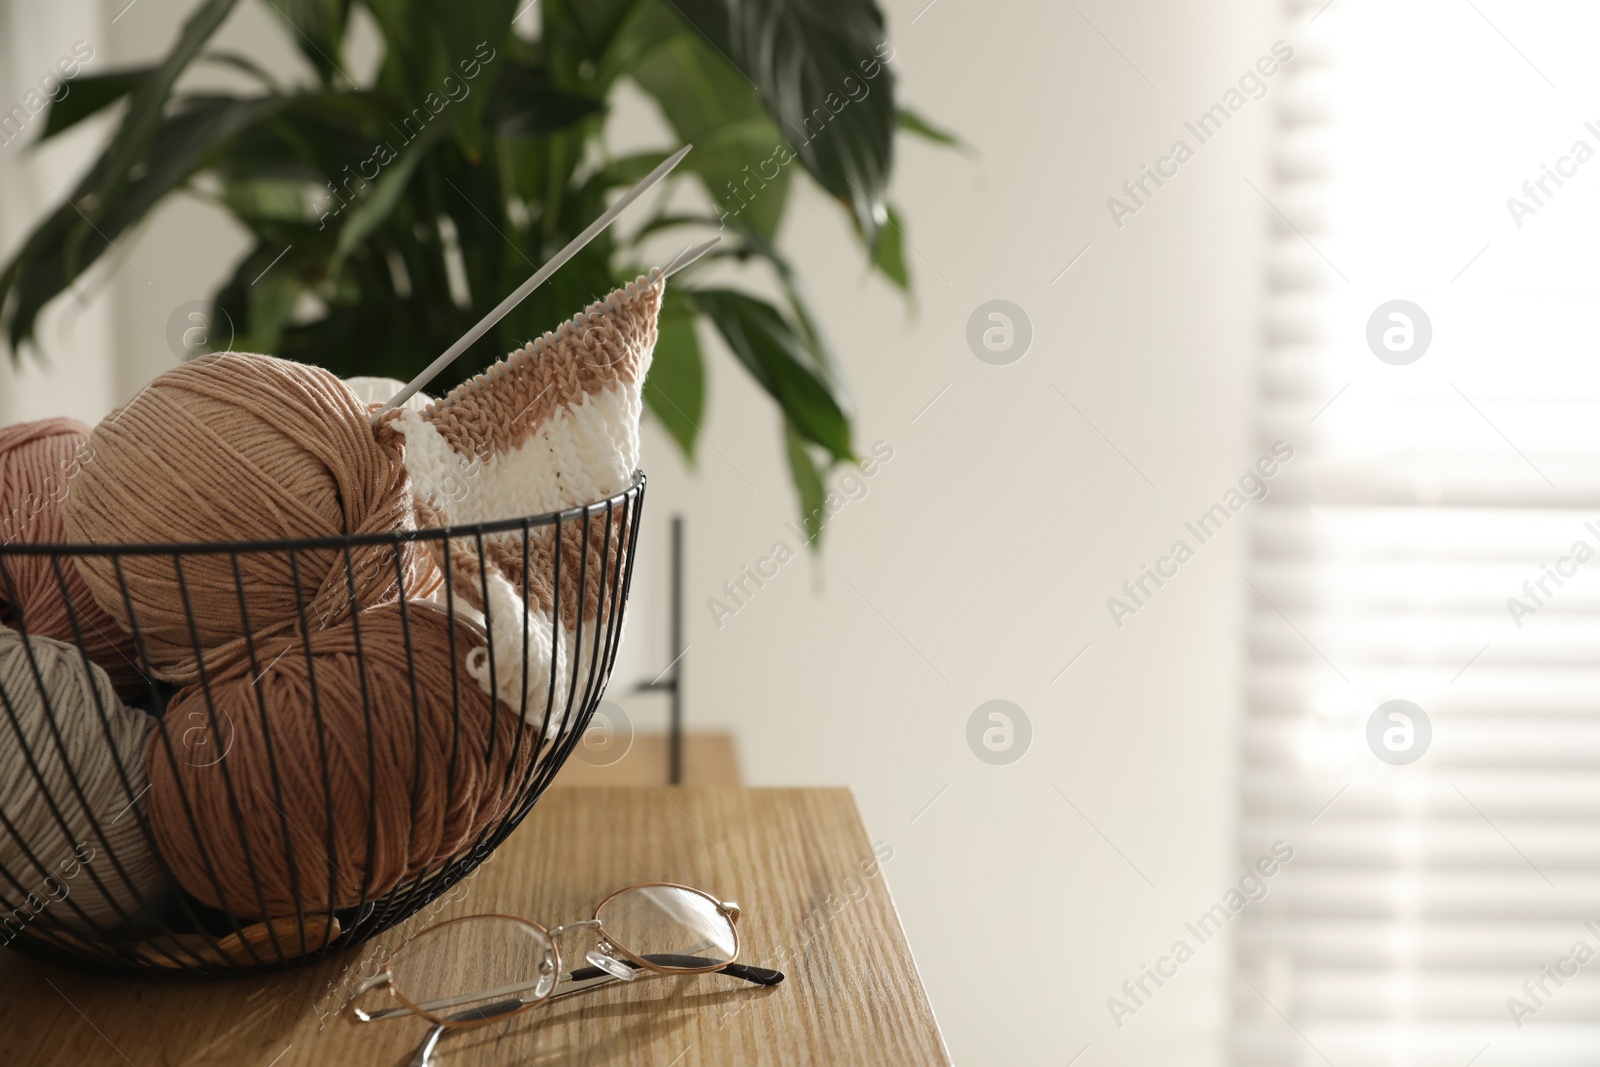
446, 568, 572, 731
392, 382, 639, 727
390, 407, 481, 514
392, 384, 640, 525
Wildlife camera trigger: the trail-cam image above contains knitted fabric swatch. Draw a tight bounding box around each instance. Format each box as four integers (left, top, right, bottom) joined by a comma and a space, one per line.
385, 273, 660, 722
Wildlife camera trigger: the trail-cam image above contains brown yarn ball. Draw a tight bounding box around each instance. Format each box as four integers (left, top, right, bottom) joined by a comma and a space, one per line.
0, 418, 145, 697
145, 600, 532, 919
62, 353, 430, 684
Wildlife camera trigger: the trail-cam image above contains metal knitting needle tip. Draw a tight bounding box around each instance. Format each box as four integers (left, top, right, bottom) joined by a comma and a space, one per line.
373, 143, 695, 422
658, 236, 721, 280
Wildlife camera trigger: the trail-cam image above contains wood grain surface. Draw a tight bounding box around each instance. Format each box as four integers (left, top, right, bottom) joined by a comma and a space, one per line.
551, 734, 740, 787
0, 787, 948, 1066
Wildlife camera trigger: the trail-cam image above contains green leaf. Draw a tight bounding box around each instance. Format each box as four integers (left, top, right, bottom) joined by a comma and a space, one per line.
711, 218, 846, 387
544, 0, 647, 80
629, 31, 792, 240
1, 13, 246, 348
217, 243, 301, 353
641, 301, 704, 459
595, 0, 681, 87
266, 0, 352, 87
97, 96, 294, 235
331, 120, 448, 266
95, 0, 242, 210
199, 50, 285, 90
899, 107, 962, 148
870, 203, 908, 292
663, 0, 896, 244
2, 93, 287, 353
689, 287, 852, 460
220, 177, 310, 227
38, 68, 151, 142
784, 420, 828, 548
208, 89, 390, 184
486, 59, 605, 136
363, 0, 519, 157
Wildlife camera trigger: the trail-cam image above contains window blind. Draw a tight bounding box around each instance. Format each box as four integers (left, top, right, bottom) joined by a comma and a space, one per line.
1237, 2, 1600, 1065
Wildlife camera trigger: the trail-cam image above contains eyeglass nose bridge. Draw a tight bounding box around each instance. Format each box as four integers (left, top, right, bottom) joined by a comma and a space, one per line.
345, 970, 396, 1023
544, 917, 638, 982
546, 917, 602, 941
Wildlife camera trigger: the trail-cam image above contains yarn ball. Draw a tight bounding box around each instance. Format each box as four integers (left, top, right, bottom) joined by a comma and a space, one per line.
62, 353, 431, 684
146, 600, 531, 919
0, 418, 145, 697
0, 626, 164, 933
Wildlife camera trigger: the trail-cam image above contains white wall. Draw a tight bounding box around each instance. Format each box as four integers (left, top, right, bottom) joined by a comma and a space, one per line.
0, 0, 116, 425
2, 1, 1272, 1062
625, 2, 1274, 1062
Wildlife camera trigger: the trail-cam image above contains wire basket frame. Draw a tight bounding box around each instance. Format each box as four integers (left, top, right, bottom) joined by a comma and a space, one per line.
0, 472, 645, 978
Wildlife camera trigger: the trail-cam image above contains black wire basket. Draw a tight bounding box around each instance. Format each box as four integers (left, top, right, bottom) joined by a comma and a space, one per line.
0, 473, 644, 978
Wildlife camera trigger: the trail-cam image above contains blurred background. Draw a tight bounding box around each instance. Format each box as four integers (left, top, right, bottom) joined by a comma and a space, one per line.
5, 0, 1599, 1064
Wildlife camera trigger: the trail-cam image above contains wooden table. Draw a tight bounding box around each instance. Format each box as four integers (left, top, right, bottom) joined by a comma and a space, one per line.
0, 788, 949, 1066
552, 734, 742, 787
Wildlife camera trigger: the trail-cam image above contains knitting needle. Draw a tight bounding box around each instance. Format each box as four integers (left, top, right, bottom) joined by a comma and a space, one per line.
656, 236, 721, 279
374, 144, 694, 421
422, 236, 722, 415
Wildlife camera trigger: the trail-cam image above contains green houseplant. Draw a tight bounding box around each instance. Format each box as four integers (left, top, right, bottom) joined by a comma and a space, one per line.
0, 0, 953, 536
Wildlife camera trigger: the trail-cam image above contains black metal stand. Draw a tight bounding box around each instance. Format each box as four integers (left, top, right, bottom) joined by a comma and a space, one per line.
634, 515, 685, 784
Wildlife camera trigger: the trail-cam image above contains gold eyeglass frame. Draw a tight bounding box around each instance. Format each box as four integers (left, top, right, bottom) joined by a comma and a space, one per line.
344, 882, 744, 1031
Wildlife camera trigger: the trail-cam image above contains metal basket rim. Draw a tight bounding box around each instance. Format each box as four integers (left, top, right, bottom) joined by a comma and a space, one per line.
0, 471, 645, 559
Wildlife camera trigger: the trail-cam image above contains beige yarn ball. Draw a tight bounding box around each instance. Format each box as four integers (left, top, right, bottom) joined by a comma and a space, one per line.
61, 352, 431, 684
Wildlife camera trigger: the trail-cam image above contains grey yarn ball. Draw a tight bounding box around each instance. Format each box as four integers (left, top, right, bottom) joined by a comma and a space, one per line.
0, 627, 164, 935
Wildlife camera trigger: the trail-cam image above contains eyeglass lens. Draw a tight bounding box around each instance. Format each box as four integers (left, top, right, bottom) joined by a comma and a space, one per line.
594, 886, 736, 970
386, 916, 558, 1021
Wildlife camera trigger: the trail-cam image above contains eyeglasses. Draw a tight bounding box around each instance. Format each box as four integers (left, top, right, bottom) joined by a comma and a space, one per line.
345, 882, 784, 1034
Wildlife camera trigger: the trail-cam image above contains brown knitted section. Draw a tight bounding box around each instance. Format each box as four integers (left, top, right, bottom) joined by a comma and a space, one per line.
437, 539, 490, 615
418, 501, 633, 637
409, 498, 463, 609
480, 503, 634, 633
421, 275, 662, 460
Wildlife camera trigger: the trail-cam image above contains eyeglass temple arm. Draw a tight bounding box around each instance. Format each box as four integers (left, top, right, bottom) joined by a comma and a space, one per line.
537, 955, 783, 1010
415, 973, 759, 1067
411, 958, 784, 1066
568, 954, 785, 987
411, 997, 529, 1067
358, 954, 784, 1026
